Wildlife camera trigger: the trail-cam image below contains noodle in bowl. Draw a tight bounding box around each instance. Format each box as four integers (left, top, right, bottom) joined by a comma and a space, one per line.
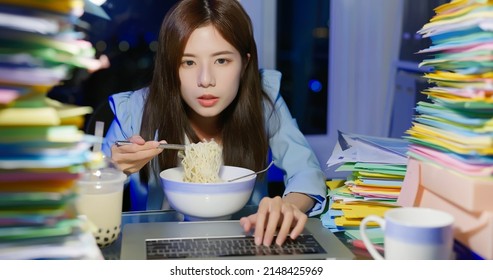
160, 165, 256, 220
178, 140, 223, 183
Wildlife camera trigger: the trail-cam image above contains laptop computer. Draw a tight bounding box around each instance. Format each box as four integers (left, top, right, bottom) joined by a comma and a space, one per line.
120, 218, 355, 260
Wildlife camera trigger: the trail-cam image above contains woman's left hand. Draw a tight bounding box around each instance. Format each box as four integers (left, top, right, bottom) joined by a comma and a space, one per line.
239, 196, 308, 246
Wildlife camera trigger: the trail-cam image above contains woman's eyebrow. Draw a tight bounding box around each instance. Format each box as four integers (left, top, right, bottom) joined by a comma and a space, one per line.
211, 50, 235, 56
182, 50, 236, 57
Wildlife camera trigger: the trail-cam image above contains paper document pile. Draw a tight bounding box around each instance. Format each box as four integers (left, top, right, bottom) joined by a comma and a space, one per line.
399, 0, 493, 259
322, 131, 408, 242
0, 0, 103, 259
405, 0, 493, 178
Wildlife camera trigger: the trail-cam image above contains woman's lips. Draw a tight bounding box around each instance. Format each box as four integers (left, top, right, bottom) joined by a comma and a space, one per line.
198, 94, 219, 107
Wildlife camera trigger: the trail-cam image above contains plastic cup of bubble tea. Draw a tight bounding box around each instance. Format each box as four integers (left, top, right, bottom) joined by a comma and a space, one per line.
76, 167, 126, 248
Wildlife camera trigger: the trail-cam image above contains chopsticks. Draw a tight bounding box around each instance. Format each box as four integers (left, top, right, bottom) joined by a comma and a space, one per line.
115, 140, 186, 150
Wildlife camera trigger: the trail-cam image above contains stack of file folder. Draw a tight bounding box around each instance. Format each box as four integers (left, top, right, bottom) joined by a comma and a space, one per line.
323, 131, 408, 243
398, 0, 493, 259
0, 0, 103, 259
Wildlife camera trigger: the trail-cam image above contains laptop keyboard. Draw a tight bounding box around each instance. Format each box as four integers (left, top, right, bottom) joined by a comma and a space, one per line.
145, 234, 326, 259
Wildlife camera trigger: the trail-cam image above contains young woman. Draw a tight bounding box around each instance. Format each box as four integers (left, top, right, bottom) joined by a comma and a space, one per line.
102, 0, 327, 246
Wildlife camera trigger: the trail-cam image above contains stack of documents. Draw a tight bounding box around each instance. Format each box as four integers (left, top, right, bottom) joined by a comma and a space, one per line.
406, 0, 493, 179
322, 131, 408, 241
0, 0, 102, 259
398, 0, 493, 259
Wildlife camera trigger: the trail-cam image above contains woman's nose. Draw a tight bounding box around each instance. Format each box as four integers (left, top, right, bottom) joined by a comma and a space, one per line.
197, 65, 216, 87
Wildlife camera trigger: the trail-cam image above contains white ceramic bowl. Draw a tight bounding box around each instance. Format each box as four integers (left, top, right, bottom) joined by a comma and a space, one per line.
160, 166, 256, 220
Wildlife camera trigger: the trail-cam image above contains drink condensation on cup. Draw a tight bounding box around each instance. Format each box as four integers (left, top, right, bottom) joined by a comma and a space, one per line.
76, 167, 126, 248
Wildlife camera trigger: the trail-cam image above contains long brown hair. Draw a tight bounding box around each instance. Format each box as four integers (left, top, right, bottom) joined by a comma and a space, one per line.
140, 0, 272, 183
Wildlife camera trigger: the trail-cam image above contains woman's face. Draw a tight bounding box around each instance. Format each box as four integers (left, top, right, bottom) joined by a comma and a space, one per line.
179, 24, 244, 120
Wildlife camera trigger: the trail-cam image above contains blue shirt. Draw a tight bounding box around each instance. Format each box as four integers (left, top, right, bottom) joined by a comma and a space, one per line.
102, 69, 327, 216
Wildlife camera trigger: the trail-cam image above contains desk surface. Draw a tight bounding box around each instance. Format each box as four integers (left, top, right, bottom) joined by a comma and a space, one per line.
100, 206, 372, 260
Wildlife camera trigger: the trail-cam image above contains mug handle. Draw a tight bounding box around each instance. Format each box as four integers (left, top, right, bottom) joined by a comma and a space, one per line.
359, 215, 385, 260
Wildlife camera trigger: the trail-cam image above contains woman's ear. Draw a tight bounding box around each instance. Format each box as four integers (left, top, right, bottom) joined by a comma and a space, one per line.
242, 53, 251, 74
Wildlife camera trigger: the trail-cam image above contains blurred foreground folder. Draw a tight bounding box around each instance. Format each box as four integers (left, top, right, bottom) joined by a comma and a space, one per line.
398, 158, 493, 259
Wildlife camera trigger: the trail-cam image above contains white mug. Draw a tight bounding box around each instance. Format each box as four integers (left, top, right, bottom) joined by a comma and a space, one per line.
360, 207, 455, 260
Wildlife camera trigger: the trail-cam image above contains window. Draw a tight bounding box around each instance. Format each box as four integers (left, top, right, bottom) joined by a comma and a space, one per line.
276, 0, 329, 135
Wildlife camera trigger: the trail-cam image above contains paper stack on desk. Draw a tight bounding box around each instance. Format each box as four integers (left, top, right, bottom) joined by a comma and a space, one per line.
0, 0, 103, 259
322, 131, 408, 242
399, 0, 493, 260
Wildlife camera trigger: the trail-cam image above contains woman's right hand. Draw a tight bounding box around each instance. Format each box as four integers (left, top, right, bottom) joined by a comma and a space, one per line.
110, 135, 166, 175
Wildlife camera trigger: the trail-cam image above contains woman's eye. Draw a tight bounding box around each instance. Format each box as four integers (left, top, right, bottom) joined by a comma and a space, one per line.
182, 60, 194, 67
216, 58, 228, 65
